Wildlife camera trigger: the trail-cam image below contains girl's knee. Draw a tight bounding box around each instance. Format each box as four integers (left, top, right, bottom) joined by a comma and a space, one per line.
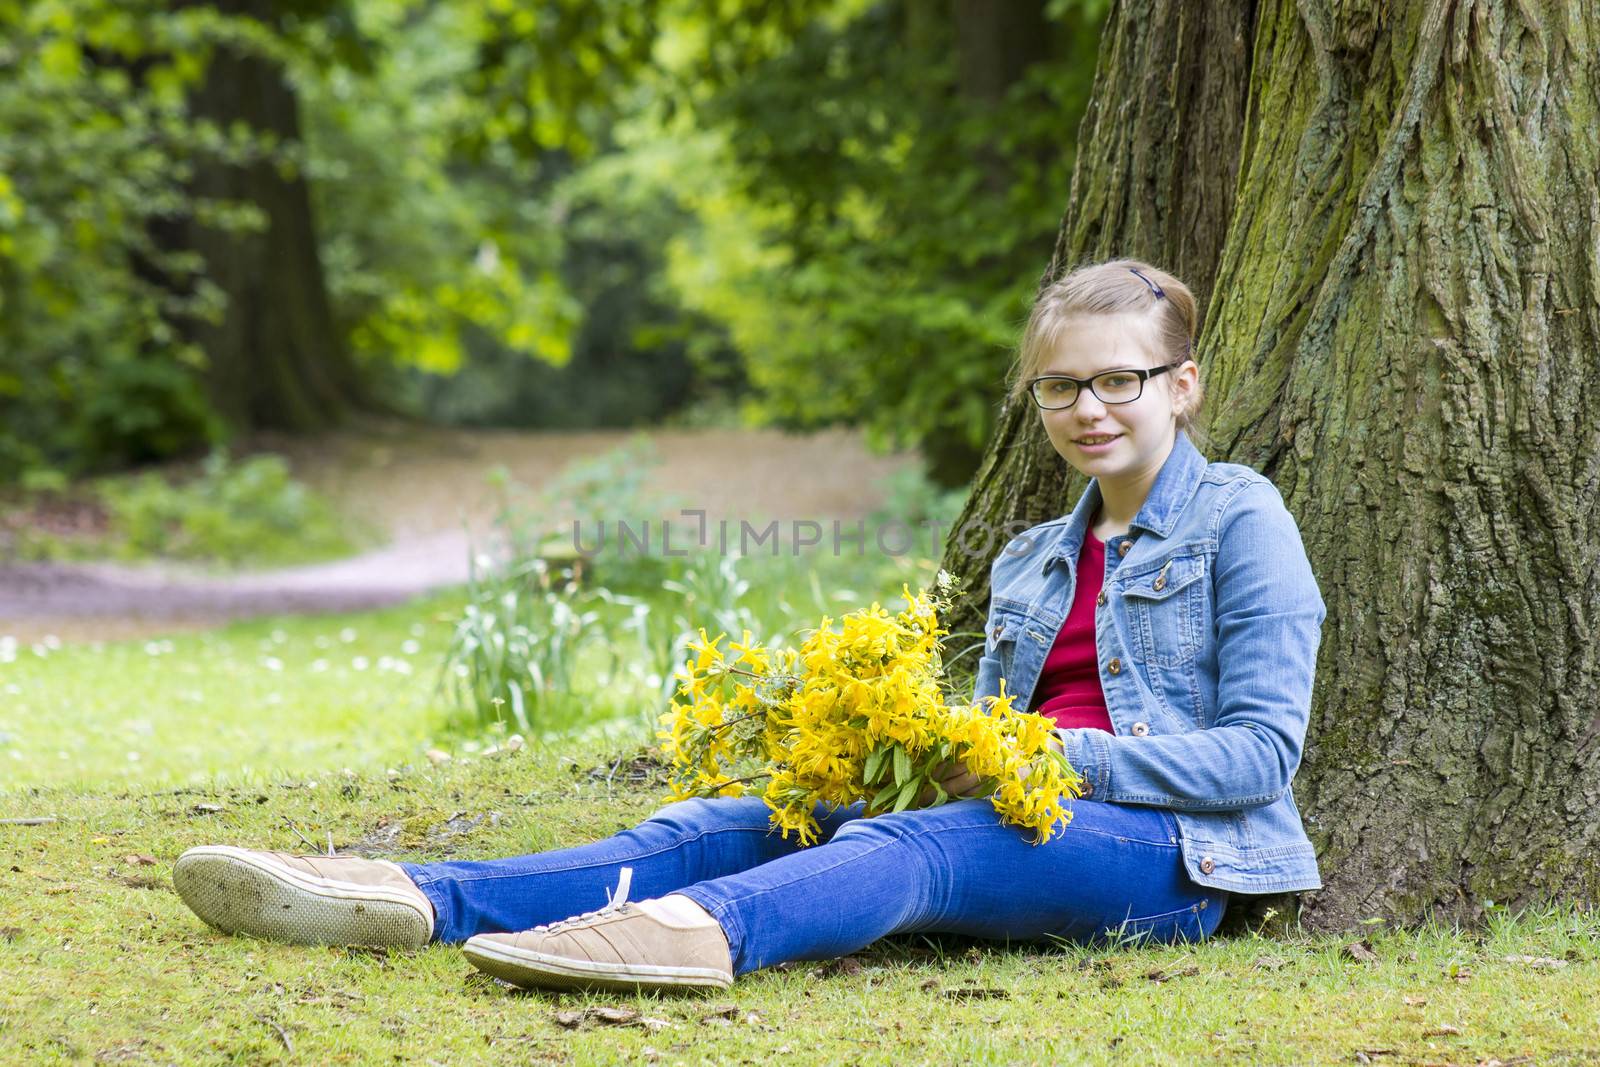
641, 795, 775, 834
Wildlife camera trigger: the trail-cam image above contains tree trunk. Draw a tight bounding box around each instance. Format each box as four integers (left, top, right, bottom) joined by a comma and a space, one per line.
180, 0, 362, 432
944, 0, 1600, 930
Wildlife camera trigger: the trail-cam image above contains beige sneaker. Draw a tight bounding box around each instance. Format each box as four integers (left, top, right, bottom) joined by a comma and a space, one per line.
463, 868, 733, 992
173, 845, 433, 948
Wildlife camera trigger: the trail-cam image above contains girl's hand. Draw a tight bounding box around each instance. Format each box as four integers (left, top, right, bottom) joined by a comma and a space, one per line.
916, 759, 983, 805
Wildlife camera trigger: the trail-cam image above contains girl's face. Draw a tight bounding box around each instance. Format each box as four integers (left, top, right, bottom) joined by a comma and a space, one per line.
1033, 311, 1197, 483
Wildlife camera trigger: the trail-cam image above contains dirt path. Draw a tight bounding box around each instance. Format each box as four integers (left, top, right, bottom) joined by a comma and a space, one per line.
0, 427, 914, 643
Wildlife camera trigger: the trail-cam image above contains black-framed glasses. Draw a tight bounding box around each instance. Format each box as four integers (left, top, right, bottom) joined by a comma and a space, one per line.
1027, 363, 1182, 411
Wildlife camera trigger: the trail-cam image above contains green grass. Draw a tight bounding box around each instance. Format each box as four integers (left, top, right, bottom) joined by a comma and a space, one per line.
0, 593, 469, 793
5, 560, 1599, 1063
4, 747, 1600, 1065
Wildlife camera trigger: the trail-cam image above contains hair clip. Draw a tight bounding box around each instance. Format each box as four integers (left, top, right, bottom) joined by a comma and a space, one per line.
1128, 267, 1166, 299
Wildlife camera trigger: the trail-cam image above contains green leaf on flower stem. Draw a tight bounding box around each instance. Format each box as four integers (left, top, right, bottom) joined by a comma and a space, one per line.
872, 780, 902, 809
864, 746, 889, 786
893, 744, 911, 787
892, 777, 920, 813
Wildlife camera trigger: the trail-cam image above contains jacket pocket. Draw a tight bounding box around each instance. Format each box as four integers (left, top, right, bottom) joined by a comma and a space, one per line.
1120, 554, 1208, 668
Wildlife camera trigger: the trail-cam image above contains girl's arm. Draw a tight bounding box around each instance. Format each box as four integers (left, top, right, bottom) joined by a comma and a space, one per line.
1056, 479, 1326, 811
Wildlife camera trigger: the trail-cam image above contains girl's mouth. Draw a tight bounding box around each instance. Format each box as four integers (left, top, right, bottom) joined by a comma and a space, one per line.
1074, 434, 1121, 453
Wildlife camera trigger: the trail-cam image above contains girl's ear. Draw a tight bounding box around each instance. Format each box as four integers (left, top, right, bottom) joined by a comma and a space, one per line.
1171, 360, 1199, 416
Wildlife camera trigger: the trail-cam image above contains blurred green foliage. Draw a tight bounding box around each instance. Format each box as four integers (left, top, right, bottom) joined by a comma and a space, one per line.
98, 450, 353, 565
0, 0, 1104, 488
2, 451, 354, 565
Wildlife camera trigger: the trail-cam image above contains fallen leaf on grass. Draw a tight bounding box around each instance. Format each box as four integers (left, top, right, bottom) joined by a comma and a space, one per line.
1421, 1024, 1462, 1037
1503, 954, 1568, 969
918, 978, 941, 992
115, 874, 167, 891
1251, 955, 1289, 971
811, 956, 863, 978
188, 803, 224, 816
554, 1006, 673, 1031
1144, 964, 1200, 983
0, 927, 22, 942
941, 987, 1010, 1000
1402, 995, 1427, 1007
43, 884, 79, 895
1354, 1050, 1396, 1063
701, 1004, 739, 1020
121, 854, 158, 867
1342, 940, 1379, 964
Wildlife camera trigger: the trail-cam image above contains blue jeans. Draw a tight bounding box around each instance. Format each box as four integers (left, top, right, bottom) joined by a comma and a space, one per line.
400, 796, 1226, 976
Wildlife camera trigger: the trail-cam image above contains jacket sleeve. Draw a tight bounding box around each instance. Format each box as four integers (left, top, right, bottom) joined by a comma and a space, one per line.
1054, 479, 1326, 811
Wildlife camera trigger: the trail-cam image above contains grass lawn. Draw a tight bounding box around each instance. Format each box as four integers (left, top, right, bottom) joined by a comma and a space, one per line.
1, 593, 471, 794
4, 582, 1600, 1063
5, 744, 1599, 1065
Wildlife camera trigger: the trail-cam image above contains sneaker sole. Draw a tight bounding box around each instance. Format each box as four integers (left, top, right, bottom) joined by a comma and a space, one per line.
462, 937, 732, 992
172, 846, 431, 948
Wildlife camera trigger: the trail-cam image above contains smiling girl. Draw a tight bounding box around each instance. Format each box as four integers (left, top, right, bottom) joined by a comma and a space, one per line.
173, 258, 1327, 994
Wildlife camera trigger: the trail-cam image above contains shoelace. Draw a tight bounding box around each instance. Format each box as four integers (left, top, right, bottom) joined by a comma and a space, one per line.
529, 866, 634, 933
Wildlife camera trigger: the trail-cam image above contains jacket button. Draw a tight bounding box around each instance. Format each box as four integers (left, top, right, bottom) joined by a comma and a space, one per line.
1079, 781, 1093, 797
1152, 576, 1166, 592
1199, 856, 1215, 875
1130, 721, 1149, 736
1107, 657, 1121, 675
1117, 540, 1131, 557
1096, 590, 1107, 607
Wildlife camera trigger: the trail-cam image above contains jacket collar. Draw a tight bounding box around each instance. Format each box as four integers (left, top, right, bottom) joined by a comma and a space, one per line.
1039, 429, 1207, 575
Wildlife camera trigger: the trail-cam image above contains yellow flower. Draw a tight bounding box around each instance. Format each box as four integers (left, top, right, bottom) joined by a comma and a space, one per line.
660, 583, 1082, 846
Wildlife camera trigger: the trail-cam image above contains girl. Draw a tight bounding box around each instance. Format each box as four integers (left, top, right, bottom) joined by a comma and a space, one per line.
173, 258, 1326, 992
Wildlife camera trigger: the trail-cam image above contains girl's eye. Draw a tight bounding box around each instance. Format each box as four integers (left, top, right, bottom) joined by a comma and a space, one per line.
1103, 374, 1134, 387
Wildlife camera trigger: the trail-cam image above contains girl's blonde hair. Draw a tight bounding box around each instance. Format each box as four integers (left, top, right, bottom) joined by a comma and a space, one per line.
1011, 257, 1205, 442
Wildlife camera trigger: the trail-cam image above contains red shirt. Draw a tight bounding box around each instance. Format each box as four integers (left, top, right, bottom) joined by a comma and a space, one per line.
1031, 528, 1115, 733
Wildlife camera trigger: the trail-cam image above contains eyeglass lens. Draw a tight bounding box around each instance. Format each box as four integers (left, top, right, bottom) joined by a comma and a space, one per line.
1032, 370, 1143, 409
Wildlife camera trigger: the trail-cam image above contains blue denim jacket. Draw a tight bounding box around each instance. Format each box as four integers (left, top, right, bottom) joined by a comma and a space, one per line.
974, 430, 1326, 894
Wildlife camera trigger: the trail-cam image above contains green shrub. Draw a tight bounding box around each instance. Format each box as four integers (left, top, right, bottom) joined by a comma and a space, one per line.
98, 451, 353, 566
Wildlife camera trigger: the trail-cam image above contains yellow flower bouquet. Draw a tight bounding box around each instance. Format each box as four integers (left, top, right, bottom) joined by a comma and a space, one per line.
659, 575, 1084, 845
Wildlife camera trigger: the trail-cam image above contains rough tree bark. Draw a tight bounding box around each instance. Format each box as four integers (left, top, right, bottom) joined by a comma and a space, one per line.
178, 0, 363, 433
943, 0, 1600, 930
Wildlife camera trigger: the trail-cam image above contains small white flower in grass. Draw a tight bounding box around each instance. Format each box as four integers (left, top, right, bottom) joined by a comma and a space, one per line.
339, 628, 357, 643
401, 639, 420, 655
314, 635, 332, 649
505, 734, 525, 753
3, 684, 19, 696
260, 657, 284, 672
409, 623, 425, 637
32, 644, 50, 658
311, 659, 329, 672
270, 630, 287, 644
462, 740, 481, 753
127, 752, 141, 762
352, 656, 370, 671
43, 634, 60, 650
425, 748, 451, 765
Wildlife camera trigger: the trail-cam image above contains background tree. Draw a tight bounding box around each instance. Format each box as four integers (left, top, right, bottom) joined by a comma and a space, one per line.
944, 0, 1600, 930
